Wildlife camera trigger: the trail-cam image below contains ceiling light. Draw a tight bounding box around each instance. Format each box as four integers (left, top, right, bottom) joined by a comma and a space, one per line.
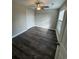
36, 7, 41, 10
36, 3, 41, 10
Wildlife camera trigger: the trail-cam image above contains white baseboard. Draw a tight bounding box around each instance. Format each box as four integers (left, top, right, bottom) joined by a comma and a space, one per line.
12, 29, 28, 38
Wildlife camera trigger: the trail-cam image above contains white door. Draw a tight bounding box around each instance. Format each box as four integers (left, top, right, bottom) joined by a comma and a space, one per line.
55, 25, 67, 59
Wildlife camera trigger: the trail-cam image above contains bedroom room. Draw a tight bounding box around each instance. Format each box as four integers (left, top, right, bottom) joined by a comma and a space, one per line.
12, 0, 67, 59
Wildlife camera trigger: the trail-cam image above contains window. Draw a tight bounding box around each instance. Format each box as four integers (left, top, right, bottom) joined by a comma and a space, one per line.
58, 10, 65, 21
57, 10, 65, 34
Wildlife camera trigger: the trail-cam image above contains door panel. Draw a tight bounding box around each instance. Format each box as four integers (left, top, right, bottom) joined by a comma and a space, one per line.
55, 25, 67, 59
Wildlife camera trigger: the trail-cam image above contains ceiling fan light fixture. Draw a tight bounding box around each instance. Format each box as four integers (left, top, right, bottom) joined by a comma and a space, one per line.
36, 3, 41, 10
36, 7, 41, 10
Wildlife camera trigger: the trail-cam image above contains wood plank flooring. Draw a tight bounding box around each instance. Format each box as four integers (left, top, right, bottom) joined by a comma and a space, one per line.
12, 26, 58, 59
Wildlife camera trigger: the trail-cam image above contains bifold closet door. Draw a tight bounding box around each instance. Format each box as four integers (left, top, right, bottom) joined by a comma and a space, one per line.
55, 25, 67, 59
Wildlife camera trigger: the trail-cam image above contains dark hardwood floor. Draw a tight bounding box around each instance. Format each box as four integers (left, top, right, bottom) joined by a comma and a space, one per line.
12, 26, 58, 59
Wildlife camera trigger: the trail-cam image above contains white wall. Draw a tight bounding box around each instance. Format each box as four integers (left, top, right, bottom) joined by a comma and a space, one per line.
26, 8, 35, 29
12, 1, 35, 38
35, 9, 58, 30
12, 1, 27, 37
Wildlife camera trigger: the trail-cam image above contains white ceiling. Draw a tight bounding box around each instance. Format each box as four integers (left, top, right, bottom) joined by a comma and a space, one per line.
14, 0, 66, 9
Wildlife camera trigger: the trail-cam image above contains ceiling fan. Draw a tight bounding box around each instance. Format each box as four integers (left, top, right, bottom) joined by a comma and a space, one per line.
29, 0, 49, 11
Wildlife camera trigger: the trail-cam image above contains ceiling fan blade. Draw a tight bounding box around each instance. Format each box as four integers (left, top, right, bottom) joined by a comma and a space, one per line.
42, 6, 49, 8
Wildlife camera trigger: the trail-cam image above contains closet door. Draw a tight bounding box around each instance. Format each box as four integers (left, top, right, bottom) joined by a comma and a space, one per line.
55, 25, 67, 59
